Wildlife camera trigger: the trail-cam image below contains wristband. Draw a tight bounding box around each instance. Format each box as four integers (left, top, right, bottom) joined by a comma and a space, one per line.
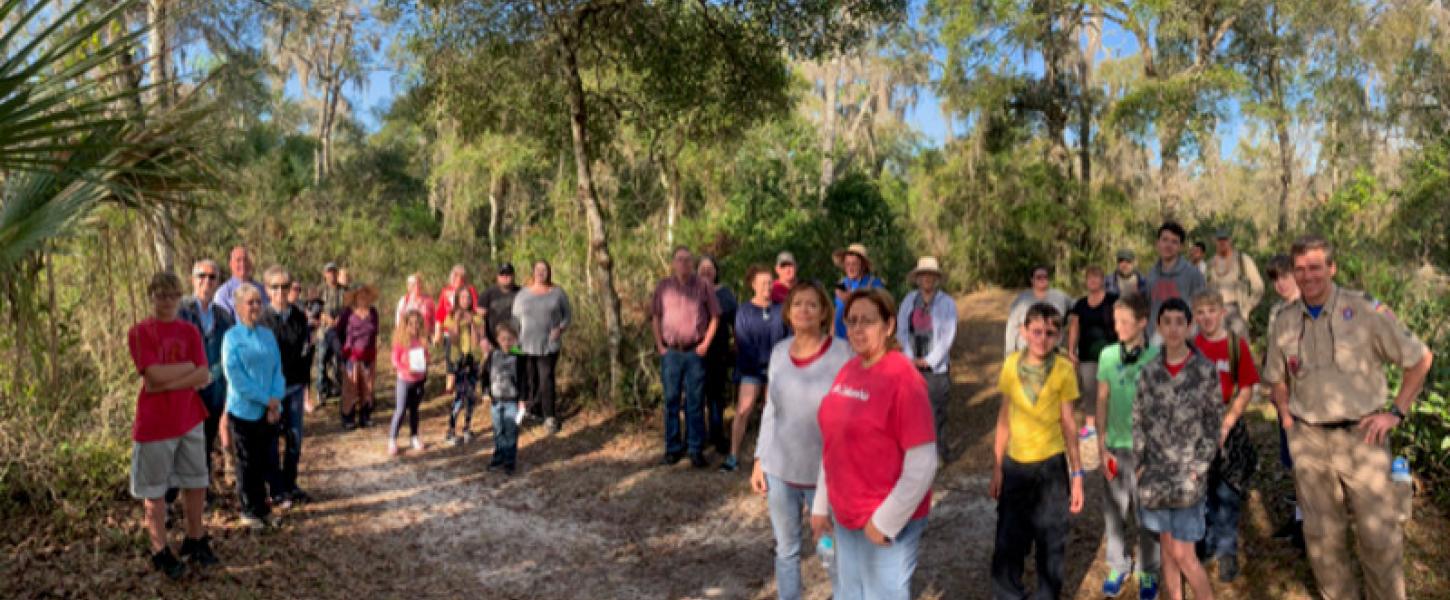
1389, 405, 1407, 421
1071, 470, 1086, 479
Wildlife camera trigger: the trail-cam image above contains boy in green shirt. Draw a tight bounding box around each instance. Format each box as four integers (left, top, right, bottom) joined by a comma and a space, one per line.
1094, 294, 1161, 599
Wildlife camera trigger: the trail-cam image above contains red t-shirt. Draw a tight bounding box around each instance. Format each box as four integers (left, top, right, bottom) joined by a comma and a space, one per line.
127, 318, 210, 442
817, 351, 935, 530
1194, 334, 1260, 404
770, 280, 793, 305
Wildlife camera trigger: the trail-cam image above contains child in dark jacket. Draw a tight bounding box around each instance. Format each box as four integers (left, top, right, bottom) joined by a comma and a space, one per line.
487, 323, 526, 475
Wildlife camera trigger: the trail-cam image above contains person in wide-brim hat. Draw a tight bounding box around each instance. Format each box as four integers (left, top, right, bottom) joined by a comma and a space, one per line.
831, 243, 873, 273
344, 283, 379, 308
908, 256, 945, 285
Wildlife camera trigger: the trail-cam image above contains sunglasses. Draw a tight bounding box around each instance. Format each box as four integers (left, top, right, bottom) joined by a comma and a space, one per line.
268, 283, 290, 290
193, 273, 218, 280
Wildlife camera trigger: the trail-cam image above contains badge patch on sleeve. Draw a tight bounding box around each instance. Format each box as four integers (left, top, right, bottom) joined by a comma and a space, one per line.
1342, 307, 1354, 321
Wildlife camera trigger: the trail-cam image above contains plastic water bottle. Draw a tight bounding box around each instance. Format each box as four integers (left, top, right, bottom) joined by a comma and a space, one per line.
817, 535, 835, 570
1392, 457, 1413, 522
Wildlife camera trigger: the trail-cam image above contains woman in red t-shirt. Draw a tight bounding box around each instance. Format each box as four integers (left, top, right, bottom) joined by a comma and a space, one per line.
809, 288, 939, 600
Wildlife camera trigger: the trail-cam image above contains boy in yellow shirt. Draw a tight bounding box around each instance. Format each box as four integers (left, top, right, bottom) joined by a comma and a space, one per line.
990, 303, 1086, 599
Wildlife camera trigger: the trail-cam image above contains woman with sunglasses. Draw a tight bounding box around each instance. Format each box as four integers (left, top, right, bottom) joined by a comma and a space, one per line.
810, 288, 938, 600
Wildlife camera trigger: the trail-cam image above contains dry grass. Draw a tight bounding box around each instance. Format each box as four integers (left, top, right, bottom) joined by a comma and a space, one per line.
3, 288, 1446, 599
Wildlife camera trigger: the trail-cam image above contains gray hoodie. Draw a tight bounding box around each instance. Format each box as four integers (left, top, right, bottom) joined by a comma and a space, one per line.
1145, 256, 1206, 339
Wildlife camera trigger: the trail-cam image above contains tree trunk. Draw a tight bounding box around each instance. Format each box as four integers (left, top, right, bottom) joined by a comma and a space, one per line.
1159, 122, 1183, 219
659, 161, 681, 248
488, 171, 506, 262
819, 58, 839, 200
562, 45, 623, 401
1076, 6, 1104, 186
147, 0, 172, 108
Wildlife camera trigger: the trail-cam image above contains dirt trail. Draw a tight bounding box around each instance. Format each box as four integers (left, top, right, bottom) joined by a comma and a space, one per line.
7, 289, 1448, 599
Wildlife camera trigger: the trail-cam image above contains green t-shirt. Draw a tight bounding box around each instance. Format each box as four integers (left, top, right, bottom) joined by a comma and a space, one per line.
1096, 342, 1160, 450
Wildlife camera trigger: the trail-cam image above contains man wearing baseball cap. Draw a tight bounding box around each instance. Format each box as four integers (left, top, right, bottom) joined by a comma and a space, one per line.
1206, 227, 1264, 342
770, 251, 798, 304
1106, 249, 1147, 300
480, 262, 522, 350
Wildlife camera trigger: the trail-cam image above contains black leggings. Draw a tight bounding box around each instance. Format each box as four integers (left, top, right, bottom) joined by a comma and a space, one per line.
523, 353, 559, 419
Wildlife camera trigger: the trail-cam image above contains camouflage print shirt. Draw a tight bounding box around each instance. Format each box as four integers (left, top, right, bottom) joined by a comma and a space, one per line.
1133, 349, 1225, 510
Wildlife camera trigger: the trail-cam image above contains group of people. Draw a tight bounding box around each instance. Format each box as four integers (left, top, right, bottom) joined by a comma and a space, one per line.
125, 245, 571, 580
126, 226, 1433, 600
990, 224, 1432, 600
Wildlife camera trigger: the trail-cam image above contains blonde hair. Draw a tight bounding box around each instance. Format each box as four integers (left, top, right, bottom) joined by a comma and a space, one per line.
233, 282, 262, 307
393, 309, 425, 349
1191, 289, 1225, 309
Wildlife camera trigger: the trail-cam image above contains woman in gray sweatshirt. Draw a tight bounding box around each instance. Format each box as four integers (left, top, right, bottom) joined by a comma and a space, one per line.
512, 260, 571, 434
750, 281, 853, 600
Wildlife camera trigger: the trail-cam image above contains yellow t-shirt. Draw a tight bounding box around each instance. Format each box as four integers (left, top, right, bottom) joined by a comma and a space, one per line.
998, 351, 1080, 464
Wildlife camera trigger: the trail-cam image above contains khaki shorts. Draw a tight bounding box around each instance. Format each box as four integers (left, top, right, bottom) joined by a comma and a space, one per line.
130, 423, 208, 499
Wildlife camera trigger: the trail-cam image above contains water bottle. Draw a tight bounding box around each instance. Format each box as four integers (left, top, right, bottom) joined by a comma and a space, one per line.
817, 535, 835, 571
1391, 457, 1413, 523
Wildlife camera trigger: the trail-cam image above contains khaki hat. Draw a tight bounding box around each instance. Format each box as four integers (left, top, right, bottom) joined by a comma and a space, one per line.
908, 256, 944, 284
831, 243, 872, 272
343, 283, 380, 307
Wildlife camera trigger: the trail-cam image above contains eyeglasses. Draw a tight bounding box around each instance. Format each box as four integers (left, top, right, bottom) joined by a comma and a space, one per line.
244, 299, 262, 306
844, 316, 883, 329
193, 273, 217, 280
268, 283, 290, 290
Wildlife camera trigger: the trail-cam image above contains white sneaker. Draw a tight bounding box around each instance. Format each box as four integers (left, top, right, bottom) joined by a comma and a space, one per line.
239, 514, 264, 530
411, 435, 425, 451
387, 440, 399, 456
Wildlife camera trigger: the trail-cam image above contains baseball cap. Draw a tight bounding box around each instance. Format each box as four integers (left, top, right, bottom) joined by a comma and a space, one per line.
498, 262, 516, 275
1116, 249, 1135, 261
776, 251, 796, 266
1215, 227, 1231, 239
323, 262, 338, 272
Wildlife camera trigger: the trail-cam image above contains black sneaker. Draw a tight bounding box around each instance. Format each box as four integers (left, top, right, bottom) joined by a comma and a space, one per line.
689, 453, 709, 469
179, 535, 221, 567
151, 547, 187, 580
660, 452, 684, 466
719, 455, 739, 473
1218, 555, 1238, 583
503, 464, 516, 476
288, 489, 312, 505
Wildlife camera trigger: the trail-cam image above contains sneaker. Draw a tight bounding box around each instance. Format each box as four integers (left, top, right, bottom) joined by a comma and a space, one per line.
272, 496, 294, 510
544, 417, 559, 435
689, 453, 709, 469
151, 547, 187, 580
411, 435, 426, 451
462, 431, 475, 444
445, 430, 456, 445
719, 455, 739, 473
450, 434, 463, 448
1137, 573, 1159, 600
1102, 569, 1128, 597
1218, 555, 1238, 583
660, 451, 684, 466
179, 536, 220, 567
289, 489, 312, 505
503, 464, 516, 476
239, 513, 265, 531
1079, 425, 1097, 440
387, 440, 399, 456
262, 513, 283, 529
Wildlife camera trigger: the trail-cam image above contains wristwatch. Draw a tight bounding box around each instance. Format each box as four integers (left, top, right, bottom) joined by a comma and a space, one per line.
1071, 470, 1086, 479
1388, 405, 1407, 422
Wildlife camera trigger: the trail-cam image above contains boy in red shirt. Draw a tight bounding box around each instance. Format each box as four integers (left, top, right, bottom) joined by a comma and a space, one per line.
127, 272, 221, 579
1190, 290, 1259, 582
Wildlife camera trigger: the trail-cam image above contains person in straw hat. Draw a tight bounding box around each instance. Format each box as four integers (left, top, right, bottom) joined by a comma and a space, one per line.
830, 243, 884, 338
896, 256, 957, 459
336, 282, 381, 429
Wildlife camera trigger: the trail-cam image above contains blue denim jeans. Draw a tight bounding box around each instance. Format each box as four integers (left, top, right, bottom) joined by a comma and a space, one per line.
661, 350, 705, 455
833, 517, 925, 600
491, 399, 519, 467
272, 385, 307, 495
1204, 477, 1243, 558
767, 474, 832, 600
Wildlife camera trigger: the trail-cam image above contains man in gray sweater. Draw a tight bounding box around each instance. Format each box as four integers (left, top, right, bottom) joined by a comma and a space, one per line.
1146, 221, 1206, 341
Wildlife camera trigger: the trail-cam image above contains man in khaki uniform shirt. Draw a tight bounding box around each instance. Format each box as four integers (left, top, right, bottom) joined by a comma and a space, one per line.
1206, 227, 1264, 341
1263, 236, 1434, 600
